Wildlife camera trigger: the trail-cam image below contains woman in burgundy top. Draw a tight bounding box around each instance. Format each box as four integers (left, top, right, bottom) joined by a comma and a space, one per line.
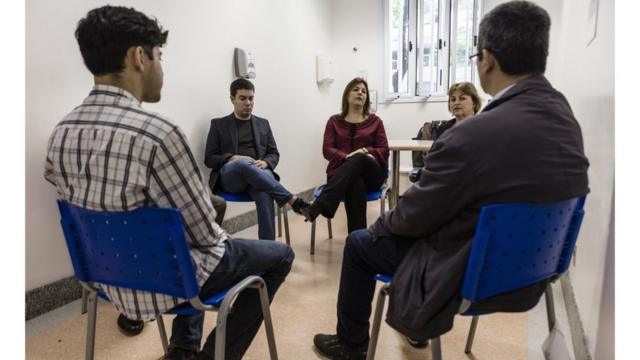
301, 78, 389, 233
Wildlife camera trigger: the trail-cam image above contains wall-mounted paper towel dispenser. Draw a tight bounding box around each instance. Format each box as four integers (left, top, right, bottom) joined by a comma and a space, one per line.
316, 56, 334, 85
234, 48, 256, 79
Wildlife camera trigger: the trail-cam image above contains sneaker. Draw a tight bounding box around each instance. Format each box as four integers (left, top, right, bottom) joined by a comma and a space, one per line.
290, 197, 311, 214
163, 347, 198, 360
406, 336, 429, 348
116, 314, 144, 336
313, 334, 366, 360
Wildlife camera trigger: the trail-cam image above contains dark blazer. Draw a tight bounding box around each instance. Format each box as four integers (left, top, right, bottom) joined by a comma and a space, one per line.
369, 75, 590, 339
204, 113, 280, 191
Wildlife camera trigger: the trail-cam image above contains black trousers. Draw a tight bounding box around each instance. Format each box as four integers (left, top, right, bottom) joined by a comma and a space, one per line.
316, 154, 385, 233
337, 229, 415, 350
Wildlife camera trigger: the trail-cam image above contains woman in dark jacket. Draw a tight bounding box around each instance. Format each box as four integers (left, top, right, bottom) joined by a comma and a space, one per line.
301, 78, 389, 233
411, 82, 482, 181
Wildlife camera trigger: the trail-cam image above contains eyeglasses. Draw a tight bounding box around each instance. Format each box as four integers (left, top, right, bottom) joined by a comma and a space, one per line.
469, 48, 499, 62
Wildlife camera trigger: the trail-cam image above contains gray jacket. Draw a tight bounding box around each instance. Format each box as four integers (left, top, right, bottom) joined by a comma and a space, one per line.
369, 75, 590, 339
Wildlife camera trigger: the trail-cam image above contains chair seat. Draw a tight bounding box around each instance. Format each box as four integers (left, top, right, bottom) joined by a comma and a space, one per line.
217, 191, 291, 245
217, 191, 253, 202
167, 288, 230, 315
313, 185, 386, 202
94, 287, 228, 316
167, 271, 266, 315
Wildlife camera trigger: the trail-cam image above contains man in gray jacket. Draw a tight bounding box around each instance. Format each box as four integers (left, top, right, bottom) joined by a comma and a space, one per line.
313, 1, 590, 359
204, 79, 309, 240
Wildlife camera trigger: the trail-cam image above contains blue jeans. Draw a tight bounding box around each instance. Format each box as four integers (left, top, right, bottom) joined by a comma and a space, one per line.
169, 239, 295, 359
219, 159, 293, 240
336, 229, 415, 351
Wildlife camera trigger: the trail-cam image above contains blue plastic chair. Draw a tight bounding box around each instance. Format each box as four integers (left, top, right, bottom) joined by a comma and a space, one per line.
310, 177, 390, 255
57, 200, 278, 360
217, 191, 290, 245
366, 196, 586, 360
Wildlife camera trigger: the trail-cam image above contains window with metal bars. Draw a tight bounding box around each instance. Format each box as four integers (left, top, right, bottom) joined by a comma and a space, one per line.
383, 0, 482, 100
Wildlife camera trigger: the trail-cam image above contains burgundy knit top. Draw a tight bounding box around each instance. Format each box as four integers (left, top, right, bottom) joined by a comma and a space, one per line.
322, 114, 389, 176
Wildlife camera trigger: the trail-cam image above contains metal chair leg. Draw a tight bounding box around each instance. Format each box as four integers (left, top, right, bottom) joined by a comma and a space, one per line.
431, 336, 442, 360
85, 291, 98, 360
156, 315, 169, 355
81, 287, 88, 314
283, 207, 290, 246
365, 283, 390, 360
216, 276, 278, 360
257, 280, 279, 360
277, 206, 282, 237
545, 283, 556, 332
464, 316, 479, 353
310, 220, 316, 255
327, 218, 333, 239
215, 304, 229, 360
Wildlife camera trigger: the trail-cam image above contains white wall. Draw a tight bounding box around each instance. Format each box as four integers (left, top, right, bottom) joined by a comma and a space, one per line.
544, 0, 614, 357
26, 0, 334, 290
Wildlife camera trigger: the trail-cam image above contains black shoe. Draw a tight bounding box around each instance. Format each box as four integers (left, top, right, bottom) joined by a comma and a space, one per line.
406, 336, 429, 348
313, 334, 366, 360
117, 314, 144, 336
163, 347, 198, 360
300, 202, 321, 223
291, 197, 311, 214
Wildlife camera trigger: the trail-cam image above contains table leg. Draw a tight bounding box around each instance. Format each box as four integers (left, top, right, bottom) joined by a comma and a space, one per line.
391, 150, 400, 208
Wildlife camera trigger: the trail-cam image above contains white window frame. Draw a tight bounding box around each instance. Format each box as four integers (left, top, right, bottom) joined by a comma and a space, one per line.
383, 0, 483, 102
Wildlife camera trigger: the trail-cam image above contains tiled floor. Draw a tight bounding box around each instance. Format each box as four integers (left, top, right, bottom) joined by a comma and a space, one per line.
27, 201, 549, 359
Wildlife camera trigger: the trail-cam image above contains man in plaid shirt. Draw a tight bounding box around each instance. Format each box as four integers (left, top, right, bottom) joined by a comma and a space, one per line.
44, 6, 294, 360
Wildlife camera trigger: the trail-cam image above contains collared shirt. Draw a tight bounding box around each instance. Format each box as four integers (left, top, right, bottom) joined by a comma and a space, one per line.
44, 85, 227, 320
490, 83, 517, 103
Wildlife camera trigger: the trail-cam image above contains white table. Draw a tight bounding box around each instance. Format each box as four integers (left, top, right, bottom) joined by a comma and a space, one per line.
388, 140, 433, 208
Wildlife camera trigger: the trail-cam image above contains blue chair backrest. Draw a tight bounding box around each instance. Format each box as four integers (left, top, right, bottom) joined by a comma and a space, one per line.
461, 196, 586, 303
57, 200, 201, 300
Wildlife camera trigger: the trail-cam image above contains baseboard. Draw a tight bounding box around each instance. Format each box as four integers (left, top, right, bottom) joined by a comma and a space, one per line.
25, 187, 317, 320
560, 271, 592, 360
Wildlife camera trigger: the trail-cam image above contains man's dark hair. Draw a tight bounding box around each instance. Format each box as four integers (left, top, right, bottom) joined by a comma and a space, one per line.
477, 1, 550, 75
230, 78, 255, 97
75, 6, 168, 76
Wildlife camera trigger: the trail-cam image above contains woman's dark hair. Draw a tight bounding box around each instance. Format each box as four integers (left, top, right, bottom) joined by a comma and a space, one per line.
477, 0, 550, 75
75, 5, 168, 76
340, 77, 370, 118
230, 78, 255, 97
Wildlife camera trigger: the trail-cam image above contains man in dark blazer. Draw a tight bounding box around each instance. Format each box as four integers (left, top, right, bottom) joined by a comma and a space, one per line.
205, 79, 309, 240
313, 1, 590, 359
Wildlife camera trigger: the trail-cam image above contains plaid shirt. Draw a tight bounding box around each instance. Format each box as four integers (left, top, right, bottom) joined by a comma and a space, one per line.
44, 85, 227, 320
